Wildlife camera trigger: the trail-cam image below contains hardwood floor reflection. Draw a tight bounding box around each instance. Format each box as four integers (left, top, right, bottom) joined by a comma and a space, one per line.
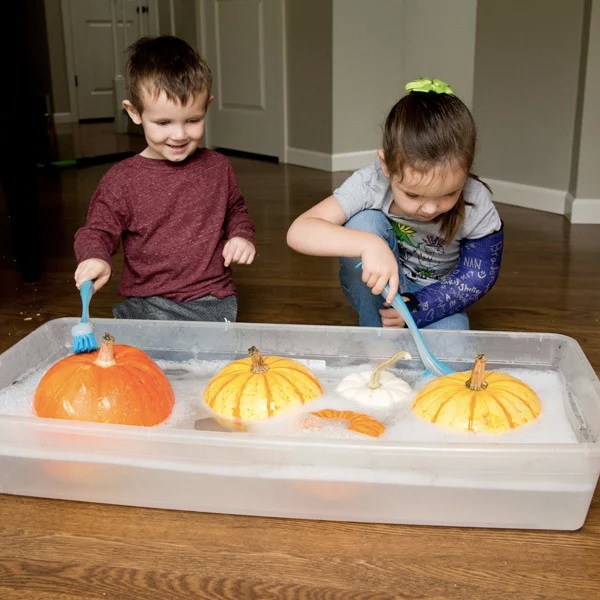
0, 128, 599, 375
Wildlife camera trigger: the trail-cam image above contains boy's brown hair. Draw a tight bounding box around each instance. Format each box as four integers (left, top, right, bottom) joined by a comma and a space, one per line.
381, 91, 487, 242
125, 35, 212, 114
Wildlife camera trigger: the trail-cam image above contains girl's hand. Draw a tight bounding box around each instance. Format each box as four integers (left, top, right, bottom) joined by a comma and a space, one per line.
223, 237, 256, 267
379, 305, 407, 328
360, 244, 400, 304
74, 259, 111, 293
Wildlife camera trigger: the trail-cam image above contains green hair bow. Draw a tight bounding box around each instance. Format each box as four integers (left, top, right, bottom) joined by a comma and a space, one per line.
405, 77, 454, 95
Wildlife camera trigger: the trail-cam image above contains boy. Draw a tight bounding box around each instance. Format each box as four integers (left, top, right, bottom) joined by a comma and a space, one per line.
74, 35, 256, 321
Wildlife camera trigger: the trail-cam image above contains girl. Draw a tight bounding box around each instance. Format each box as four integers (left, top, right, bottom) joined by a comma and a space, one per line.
286, 78, 503, 330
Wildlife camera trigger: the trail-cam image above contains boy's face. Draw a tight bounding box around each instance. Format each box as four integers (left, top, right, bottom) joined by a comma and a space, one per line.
378, 150, 466, 221
123, 87, 213, 162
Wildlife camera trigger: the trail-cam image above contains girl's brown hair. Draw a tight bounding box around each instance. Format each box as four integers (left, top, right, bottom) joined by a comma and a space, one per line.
381, 91, 487, 242
126, 35, 212, 114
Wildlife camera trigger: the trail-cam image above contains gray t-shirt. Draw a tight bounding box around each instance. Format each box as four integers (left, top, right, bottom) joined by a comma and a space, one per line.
333, 161, 502, 285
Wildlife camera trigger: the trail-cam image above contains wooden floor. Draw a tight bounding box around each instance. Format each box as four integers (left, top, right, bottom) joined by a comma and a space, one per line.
1, 122, 599, 599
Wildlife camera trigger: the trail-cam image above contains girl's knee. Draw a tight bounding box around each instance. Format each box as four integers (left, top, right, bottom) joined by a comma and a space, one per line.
344, 210, 398, 261
344, 209, 390, 236
339, 256, 362, 283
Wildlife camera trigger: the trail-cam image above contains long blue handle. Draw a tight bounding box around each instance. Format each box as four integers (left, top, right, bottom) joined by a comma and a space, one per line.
354, 262, 452, 376
80, 280, 93, 324
383, 284, 454, 376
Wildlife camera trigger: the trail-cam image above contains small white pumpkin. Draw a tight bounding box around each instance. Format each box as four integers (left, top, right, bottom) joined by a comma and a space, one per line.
335, 350, 413, 410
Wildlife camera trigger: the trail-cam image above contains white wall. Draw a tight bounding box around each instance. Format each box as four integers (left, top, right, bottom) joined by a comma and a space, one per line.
473, 0, 600, 224
292, 0, 478, 172
401, 0, 477, 108
568, 0, 600, 223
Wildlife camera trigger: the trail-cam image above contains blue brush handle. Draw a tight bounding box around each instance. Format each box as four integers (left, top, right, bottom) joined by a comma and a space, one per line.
80, 280, 93, 324
354, 262, 452, 376
383, 284, 454, 376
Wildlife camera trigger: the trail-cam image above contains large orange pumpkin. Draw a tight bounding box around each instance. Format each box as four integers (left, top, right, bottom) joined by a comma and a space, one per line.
34, 333, 175, 426
203, 346, 323, 430
412, 354, 542, 434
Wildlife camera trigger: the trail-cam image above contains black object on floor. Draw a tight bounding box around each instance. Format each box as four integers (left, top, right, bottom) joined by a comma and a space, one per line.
49, 151, 137, 170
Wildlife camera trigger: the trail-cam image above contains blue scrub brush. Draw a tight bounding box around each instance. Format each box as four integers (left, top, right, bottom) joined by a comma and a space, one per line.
71, 280, 99, 353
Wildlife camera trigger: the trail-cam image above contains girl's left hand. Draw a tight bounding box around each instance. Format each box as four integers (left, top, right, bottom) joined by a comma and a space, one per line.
379, 305, 406, 328
223, 237, 256, 266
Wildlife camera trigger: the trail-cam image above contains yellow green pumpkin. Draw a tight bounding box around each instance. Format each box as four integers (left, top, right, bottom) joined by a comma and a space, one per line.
412, 354, 542, 434
203, 346, 323, 430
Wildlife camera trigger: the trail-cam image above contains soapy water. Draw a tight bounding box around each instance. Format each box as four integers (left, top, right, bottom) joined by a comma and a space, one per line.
0, 357, 580, 444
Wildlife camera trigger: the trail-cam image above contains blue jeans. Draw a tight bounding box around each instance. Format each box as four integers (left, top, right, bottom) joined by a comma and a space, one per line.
339, 210, 469, 330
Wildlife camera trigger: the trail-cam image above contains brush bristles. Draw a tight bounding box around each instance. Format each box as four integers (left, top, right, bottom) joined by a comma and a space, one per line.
72, 333, 99, 354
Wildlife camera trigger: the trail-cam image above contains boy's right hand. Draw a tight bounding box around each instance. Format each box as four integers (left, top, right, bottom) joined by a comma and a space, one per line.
360, 244, 400, 305
74, 259, 112, 292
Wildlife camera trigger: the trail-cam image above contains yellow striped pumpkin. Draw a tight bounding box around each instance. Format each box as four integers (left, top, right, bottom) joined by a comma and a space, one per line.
412, 354, 542, 434
203, 346, 323, 430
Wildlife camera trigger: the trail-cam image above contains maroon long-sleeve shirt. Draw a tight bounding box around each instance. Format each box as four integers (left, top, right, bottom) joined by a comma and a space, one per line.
74, 149, 255, 302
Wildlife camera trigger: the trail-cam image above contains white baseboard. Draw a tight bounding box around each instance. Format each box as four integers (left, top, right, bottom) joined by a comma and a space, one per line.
286, 147, 332, 171
483, 178, 567, 215
52, 112, 76, 124
331, 150, 378, 172
286, 147, 377, 172
568, 196, 600, 224
485, 178, 600, 223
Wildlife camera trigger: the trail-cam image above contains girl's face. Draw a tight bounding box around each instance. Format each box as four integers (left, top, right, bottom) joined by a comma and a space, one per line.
123, 88, 213, 162
379, 152, 467, 221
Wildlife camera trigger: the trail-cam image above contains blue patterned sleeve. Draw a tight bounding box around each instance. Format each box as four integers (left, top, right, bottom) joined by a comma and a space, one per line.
409, 225, 504, 327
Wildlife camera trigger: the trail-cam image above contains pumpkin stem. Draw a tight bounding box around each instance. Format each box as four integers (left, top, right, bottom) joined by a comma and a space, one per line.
465, 354, 489, 391
95, 332, 117, 368
248, 346, 269, 374
368, 350, 411, 389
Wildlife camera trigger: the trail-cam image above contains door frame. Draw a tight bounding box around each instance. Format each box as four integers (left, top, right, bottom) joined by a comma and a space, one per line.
59, 0, 166, 124
59, 0, 80, 123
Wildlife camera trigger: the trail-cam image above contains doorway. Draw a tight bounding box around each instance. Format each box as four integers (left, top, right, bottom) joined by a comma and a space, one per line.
62, 0, 161, 121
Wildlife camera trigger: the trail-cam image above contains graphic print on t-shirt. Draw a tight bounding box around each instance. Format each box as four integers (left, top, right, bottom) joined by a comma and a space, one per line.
389, 219, 449, 282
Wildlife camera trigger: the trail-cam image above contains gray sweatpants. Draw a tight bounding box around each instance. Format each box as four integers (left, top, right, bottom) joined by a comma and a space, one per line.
112, 294, 237, 322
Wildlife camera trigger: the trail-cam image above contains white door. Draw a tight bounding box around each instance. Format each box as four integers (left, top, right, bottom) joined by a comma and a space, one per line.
201, 0, 286, 161
67, 0, 160, 120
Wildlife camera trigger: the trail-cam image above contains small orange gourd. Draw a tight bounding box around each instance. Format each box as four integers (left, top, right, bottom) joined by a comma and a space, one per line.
306, 409, 386, 438
412, 354, 542, 434
203, 346, 322, 430
34, 333, 175, 426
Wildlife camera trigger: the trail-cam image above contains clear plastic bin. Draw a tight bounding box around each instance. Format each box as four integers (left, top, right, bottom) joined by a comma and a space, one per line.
1, 318, 599, 530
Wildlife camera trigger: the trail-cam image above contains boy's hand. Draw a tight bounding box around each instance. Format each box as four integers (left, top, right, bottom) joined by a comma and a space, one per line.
223, 237, 256, 267
360, 243, 400, 304
74, 259, 111, 293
